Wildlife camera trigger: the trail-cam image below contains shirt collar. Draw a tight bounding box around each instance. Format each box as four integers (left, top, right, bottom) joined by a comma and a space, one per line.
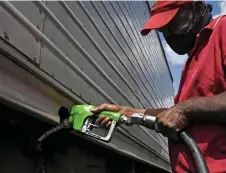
203, 15, 225, 31
187, 16, 223, 57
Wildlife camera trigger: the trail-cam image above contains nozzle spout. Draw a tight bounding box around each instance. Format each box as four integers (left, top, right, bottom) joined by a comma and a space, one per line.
124, 114, 158, 131
142, 115, 156, 130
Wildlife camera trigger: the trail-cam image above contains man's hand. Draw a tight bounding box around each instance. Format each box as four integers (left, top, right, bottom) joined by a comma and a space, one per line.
155, 103, 190, 140
91, 104, 146, 128
156, 91, 226, 139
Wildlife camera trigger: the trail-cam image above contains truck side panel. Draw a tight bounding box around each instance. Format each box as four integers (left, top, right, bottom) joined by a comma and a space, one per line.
0, 1, 173, 172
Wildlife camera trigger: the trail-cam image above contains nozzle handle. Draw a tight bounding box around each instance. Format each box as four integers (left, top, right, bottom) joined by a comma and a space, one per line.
70, 105, 122, 131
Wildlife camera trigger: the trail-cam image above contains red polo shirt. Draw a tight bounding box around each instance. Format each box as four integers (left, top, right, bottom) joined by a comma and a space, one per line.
170, 16, 226, 173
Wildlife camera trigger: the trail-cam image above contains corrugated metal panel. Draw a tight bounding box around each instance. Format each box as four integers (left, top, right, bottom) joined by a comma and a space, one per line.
121, 1, 164, 106
0, 1, 174, 172
0, 1, 44, 64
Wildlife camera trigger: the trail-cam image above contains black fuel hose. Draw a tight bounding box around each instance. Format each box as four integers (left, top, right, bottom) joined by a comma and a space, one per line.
36, 119, 72, 151
130, 114, 209, 173
179, 132, 209, 173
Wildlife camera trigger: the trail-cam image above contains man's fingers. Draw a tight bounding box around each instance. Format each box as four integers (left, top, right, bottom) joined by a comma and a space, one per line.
100, 117, 111, 127
92, 104, 107, 113
106, 121, 112, 128
95, 116, 106, 125
92, 104, 120, 128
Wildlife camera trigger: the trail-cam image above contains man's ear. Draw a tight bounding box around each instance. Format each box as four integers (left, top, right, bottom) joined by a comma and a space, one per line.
193, 1, 206, 18
206, 4, 212, 13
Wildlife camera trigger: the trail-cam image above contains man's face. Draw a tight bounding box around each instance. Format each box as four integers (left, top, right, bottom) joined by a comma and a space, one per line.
156, 2, 209, 55
158, 4, 194, 38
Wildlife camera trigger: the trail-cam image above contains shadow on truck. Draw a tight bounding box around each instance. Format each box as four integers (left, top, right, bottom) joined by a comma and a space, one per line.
0, 103, 166, 173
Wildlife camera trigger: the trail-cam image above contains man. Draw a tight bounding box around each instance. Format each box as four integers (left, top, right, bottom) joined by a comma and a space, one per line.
92, 1, 226, 173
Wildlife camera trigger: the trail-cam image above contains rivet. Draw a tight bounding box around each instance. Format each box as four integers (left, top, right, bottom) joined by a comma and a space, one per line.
35, 37, 39, 43
3, 31, 9, 41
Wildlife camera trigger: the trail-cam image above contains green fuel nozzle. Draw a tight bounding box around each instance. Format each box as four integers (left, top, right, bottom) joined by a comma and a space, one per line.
69, 105, 121, 141
37, 105, 123, 147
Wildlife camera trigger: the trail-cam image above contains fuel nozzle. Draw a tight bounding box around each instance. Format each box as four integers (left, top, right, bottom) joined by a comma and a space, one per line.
122, 113, 159, 132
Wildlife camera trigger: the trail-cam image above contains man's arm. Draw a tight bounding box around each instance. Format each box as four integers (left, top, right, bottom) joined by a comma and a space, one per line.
153, 91, 226, 139
186, 91, 226, 123
145, 108, 168, 117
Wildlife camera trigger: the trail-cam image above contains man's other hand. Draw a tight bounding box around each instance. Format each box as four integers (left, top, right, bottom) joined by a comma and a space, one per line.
156, 102, 191, 140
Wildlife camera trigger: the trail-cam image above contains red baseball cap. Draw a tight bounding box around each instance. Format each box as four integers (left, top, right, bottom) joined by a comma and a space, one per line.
141, 1, 194, 36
